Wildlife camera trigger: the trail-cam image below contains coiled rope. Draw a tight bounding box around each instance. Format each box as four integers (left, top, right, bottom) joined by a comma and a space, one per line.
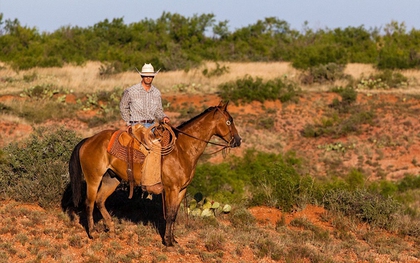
143, 123, 177, 155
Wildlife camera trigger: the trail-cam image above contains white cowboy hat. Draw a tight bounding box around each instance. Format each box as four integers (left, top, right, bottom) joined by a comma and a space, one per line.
136, 63, 160, 77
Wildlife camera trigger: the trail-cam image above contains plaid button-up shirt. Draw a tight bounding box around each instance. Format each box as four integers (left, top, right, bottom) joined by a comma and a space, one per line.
119, 83, 167, 125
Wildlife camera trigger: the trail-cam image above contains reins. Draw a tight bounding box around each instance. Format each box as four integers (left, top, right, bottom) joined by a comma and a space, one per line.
168, 124, 233, 154
166, 106, 235, 155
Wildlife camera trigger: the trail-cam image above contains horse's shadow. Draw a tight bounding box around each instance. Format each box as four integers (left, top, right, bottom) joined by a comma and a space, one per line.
61, 181, 166, 240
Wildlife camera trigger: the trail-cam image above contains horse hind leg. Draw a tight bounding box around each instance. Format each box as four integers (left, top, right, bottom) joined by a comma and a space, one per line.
85, 179, 100, 239
95, 172, 120, 237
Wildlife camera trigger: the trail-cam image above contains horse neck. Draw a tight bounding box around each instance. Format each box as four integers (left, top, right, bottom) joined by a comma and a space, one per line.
175, 114, 216, 160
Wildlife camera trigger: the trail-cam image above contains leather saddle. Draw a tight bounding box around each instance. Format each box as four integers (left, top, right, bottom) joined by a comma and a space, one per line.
107, 129, 147, 163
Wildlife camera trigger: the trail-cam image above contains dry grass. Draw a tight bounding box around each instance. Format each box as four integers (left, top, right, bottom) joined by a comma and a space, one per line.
0, 61, 300, 96
3, 61, 420, 97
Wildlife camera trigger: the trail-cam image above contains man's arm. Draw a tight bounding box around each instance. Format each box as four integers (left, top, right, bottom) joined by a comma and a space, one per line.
119, 90, 131, 124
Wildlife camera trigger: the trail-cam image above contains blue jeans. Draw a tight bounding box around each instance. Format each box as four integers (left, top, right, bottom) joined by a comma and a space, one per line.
141, 122, 155, 129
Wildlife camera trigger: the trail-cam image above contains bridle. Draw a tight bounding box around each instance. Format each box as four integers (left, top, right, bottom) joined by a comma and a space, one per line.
169, 107, 236, 154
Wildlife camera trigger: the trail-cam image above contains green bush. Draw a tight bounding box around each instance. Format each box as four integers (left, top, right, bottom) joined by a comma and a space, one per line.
0, 127, 81, 207
373, 69, 408, 88
191, 161, 246, 203
202, 62, 230, 78
248, 153, 314, 211
357, 70, 408, 90
98, 61, 123, 78
13, 100, 78, 124
377, 47, 415, 70
323, 188, 402, 229
77, 87, 123, 126
397, 175, 420, 192
301, 63, 348, 85
329, 86, 358, 113
302, 106, 374, 138
218, 75, 301, 104
20, 84, 63, 100
2, 14, 420, 71
229, 207, 256, 229
193, 149, 314, 211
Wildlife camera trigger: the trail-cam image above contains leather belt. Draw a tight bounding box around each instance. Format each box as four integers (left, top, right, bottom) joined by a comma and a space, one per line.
130, 120, 154, 124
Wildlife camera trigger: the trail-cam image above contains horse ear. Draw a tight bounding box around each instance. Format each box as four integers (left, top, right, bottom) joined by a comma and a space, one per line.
218, 100, 229, 110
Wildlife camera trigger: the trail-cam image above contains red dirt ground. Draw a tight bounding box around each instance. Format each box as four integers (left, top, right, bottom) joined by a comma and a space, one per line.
2, 91, 420, 262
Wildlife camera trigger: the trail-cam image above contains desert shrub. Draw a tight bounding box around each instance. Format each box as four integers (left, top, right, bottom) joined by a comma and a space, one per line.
357, 70, 408, 89
12, 100, 78, 124
302, 107, 374, 138
20, 84, 67, 100
190, 162, 245, 203
78, 87, 122, 111
0, 127, 81, 207
202, 62, 230, 78
8, 84, 76, 123
194, 149, 420, 233
249, 154, 315, 211
250, 233, 284, 260
98, 61, 123, 78
291, 43, 348, 70
289, 217, 330, 242
344, 169, 366, 190
77, 87, 123, 126
329, 86, 358, 113
301, 63, 348, 85
22, 72, 38, 82
229, 207, 256, 229
257, 116, 275, 130
374, 69, 408, 88
323, 188, 402, 230
218, 75, 301, 104
396, 175, 420, 192
191, 150, 291, 203
377, 46, 417, 70
193, 149, 316, 211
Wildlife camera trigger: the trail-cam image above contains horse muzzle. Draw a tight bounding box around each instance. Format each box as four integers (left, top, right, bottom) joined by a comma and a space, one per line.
230, 135, 242, 148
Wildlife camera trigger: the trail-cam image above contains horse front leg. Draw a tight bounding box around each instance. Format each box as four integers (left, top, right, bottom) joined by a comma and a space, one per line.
163, 188, 186, 246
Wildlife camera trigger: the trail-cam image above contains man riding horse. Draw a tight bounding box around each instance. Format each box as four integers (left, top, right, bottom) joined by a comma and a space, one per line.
69, 63, 242, 246
119, 63, 169, 195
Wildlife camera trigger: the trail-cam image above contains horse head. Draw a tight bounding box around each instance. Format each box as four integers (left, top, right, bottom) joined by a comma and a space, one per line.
213, 101, 242, 148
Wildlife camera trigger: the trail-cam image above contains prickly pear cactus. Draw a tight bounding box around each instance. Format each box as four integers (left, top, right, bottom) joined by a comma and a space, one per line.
186, 194, 231, 217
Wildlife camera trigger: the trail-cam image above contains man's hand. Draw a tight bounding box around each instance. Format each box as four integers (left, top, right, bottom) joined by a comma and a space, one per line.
162, 117, 170, 124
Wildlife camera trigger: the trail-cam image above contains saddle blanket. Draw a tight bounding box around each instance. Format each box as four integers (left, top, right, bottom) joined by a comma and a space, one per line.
107, 130, 146, 163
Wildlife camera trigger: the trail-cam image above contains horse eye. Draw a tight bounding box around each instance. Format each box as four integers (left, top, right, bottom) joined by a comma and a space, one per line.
226, 120, 231, 126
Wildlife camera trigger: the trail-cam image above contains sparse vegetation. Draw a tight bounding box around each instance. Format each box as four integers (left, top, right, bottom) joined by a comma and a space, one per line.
302, 87, 375, 138
0, 127, 81, 207
357, 70, 409, 90
1, 61, 420, 262
218, 75, 301, 104
301, 63, 349, 85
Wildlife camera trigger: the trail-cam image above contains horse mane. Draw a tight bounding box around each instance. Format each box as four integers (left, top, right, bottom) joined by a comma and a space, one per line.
176, 106, 217, 130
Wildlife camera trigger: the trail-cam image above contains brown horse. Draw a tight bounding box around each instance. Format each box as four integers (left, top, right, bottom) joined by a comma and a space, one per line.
69, 101, 241, 246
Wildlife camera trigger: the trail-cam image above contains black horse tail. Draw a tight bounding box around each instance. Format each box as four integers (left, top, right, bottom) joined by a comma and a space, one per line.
69, 138, 87, 207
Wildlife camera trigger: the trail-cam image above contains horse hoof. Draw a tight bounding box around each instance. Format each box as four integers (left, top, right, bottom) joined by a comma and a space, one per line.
163, 240, 174, 247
